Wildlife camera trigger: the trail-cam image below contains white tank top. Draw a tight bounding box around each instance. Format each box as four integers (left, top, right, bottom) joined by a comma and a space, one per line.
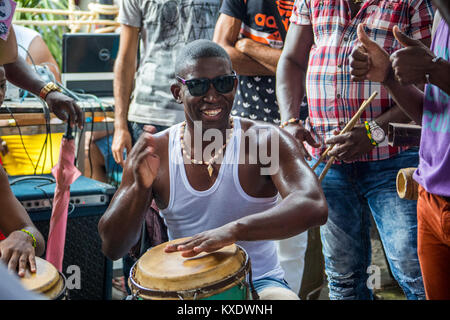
13, 25, 40, 60
159, 117, 285, 281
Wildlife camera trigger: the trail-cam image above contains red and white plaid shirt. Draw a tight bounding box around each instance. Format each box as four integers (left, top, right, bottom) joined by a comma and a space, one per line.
291, 0, 433, 162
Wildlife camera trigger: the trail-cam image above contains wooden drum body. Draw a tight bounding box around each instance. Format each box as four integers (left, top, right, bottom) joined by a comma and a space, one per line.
20, 257, 68, 300
129, 238, 253, 300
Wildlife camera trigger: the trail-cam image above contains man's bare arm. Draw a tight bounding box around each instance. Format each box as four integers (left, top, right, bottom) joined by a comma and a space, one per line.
213, 14, 273, 76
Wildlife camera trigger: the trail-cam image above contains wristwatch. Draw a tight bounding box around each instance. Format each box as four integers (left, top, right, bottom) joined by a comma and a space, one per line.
368, 120, 386, 144
39, 82, 61, 100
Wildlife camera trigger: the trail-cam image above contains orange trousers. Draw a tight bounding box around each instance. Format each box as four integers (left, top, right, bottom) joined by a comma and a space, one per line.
417, 185, 450, 300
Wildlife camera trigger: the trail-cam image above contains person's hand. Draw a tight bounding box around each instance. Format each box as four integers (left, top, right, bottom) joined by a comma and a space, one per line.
390, 25, 436, 86
326, 124, 374, 162
112, 128, 132, 166
282, 120, 320, 161
0, 138, 8, 156
235, 38, 255, 53
164, 223, 237, 258
350, 24, 391, 83
124, 125, 160, 190
45, 91, 84, 129
0, 230, 37, 277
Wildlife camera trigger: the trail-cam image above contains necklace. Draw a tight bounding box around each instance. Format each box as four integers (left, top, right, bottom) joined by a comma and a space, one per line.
180, 117, 234, 177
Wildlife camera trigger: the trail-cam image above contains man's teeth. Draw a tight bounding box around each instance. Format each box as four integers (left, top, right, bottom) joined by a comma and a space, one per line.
202, 109, 221, 116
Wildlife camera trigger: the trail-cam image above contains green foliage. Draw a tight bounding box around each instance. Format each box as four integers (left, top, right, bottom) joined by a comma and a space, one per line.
14, 0, 71, 69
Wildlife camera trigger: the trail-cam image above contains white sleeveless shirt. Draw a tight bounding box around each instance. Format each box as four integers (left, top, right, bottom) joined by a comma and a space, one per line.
159, 117, 285, 281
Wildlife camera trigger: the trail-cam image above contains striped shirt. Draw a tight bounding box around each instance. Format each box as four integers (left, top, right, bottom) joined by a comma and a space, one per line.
291, 0, 433, 162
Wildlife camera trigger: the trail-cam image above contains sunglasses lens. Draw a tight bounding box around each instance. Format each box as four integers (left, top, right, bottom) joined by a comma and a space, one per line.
213, 75, 235, 93
187, 79, 210, 96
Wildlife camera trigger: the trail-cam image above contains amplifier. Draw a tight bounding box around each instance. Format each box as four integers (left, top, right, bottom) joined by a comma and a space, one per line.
8, 174, 117, 300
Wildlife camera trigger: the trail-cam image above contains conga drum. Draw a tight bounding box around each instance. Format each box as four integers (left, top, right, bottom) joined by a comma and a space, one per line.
129, 238, 256, 300
20, 257, 68, 300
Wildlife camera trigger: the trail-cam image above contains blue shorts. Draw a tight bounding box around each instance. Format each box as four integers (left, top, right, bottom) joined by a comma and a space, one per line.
95, 135, 123, 185
252, 277, 291, 293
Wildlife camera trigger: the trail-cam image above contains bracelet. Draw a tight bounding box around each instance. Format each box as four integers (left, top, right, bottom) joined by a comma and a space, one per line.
20, 229, 37, 248
364, 121, 378, 146
279, 118, 301, 128
39, 82, 62, 100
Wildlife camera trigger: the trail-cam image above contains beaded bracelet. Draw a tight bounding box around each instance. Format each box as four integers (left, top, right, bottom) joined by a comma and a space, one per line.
20, 229, 37, 248
279, 118, 301, 128
364, 121, 378, 146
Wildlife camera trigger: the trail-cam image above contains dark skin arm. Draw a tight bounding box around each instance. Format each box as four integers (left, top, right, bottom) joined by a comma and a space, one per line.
165, 125, 328, 257
3, 56, 84, 129
0, 166, 45, 277
213, 14, 274, 76
0, 26, 17, 65
275, 23, 319, 160
98, 126, 160, 260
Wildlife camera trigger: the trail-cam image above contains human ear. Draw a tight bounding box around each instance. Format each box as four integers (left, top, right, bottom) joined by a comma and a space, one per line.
170, 83, 183, 103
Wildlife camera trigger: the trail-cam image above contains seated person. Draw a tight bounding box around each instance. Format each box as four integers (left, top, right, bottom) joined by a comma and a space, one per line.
98, 40, 328, 300
13, 25, 61, 83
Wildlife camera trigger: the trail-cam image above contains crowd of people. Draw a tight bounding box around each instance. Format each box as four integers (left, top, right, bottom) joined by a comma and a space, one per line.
0, 0, 449, 300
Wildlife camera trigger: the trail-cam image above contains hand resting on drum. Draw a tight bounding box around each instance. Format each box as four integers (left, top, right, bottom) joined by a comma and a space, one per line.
164, 224, 236, 257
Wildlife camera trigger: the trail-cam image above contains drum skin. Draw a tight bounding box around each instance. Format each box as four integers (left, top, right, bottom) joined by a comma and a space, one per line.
20, 256, 67, 300
132, 238, 248, 300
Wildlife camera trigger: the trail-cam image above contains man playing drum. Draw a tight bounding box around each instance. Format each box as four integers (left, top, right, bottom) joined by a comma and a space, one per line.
99, 39, 328, 300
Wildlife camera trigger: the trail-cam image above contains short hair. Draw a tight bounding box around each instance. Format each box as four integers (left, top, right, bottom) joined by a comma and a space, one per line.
174, 39, 232, 77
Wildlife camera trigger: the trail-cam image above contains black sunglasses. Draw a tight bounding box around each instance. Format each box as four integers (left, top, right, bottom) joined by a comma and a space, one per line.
176, 71, 237, 97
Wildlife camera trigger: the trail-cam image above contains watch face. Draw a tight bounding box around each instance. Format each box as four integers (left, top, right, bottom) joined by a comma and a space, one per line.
372, 128, 385, 142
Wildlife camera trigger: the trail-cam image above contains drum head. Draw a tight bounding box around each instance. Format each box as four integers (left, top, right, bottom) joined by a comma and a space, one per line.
134, 238, 245, 292
20, 257, 60, 294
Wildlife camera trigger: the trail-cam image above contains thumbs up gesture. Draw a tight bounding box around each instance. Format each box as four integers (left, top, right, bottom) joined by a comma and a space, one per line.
390, 26, 436, 86
350, 24, 391, 83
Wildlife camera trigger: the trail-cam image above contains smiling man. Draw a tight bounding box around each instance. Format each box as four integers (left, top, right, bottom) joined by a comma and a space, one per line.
98, 39, 327, 300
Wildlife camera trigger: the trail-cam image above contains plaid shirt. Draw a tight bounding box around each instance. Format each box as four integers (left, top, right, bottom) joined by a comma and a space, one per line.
291, 0, 433, 162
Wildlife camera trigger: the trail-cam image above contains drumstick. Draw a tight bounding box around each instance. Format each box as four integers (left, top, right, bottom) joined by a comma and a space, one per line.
312, 91, 378, 171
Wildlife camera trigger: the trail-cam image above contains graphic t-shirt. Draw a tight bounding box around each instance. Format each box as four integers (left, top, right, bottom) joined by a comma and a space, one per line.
414, 19, 450, 197
119, 0, 221, 127
220, 0, 294, 124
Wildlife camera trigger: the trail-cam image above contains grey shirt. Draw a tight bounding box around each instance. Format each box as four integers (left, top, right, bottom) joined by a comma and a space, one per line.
118, 0, 222, 127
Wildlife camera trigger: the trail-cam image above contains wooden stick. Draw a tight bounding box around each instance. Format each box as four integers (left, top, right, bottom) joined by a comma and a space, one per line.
312, 91, 378, 171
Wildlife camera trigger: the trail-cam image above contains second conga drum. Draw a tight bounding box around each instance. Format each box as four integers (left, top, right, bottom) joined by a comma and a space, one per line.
129, 238, 254, 300
20, 257, 68, 300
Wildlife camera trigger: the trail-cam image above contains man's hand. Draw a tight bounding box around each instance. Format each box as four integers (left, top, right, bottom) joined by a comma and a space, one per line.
45, 91, 84, 129
112, 128, 132, 166
0, 230, 37, 277
390, 25, 436, 86
282, 121, 320, 161
326, 124, 374, 162
123, 125, 160, 190
350, 24, 391, 83
164, 223, 237, 258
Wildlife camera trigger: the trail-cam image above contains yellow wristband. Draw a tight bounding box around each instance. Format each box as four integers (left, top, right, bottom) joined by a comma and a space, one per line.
20, 229, 37, 248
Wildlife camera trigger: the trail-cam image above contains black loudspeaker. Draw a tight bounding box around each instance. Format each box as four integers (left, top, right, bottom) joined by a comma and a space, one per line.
8, 175, 116, 300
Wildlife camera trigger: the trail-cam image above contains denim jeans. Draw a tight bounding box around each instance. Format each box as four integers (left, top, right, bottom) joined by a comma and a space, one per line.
308, 148, 425, 300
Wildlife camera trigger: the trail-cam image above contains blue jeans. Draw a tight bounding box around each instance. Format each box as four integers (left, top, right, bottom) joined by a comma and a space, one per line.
308, 148, 425, 300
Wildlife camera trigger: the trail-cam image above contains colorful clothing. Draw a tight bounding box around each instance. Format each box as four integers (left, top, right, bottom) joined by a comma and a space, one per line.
291, 0, 433, 162
414, 19, 450, 197
221, 0, 295, 124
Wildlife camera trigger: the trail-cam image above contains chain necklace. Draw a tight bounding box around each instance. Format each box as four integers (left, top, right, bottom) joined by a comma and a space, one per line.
180, 117, 234, 177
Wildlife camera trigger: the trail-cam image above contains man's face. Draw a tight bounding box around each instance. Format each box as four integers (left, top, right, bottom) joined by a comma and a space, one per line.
173, 57, 237, 130
0, 67, 6, 106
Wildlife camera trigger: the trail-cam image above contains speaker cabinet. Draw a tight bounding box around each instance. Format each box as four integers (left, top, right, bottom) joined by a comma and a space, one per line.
9, 175, 116, 300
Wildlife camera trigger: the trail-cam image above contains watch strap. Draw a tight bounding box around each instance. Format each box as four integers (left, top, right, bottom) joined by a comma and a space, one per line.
364, 121, 378, 146
39, 82, 61, 100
